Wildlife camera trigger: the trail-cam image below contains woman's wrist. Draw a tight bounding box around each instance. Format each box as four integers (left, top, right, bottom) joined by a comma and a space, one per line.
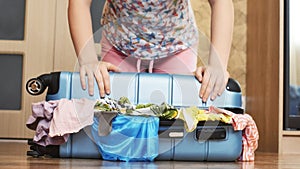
208, 51, 228, 70
77, 40, 99, 65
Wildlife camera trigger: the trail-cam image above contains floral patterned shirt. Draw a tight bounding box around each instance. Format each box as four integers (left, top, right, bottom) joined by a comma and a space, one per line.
101, 0, 198, 60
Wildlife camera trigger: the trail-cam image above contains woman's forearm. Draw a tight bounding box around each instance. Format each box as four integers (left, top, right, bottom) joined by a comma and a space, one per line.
208, 0, 234, 69
68, 0, 98, 64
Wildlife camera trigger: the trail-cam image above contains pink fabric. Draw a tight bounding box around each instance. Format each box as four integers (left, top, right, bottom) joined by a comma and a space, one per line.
26, 98, 96, 146
49, 98, 96, 137
209, 106, 259, 161
26, 100, 69, 146
101, 36, 197, 75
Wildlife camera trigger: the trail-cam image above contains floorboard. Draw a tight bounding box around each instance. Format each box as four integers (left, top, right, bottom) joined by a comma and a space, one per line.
0, 139, 299, 169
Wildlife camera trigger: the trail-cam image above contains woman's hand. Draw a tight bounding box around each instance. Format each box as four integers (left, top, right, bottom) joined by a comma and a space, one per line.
79, 61, 120, 97
195, 65, 229, 102
69, 0, 121, 97
195, 0, 233, 102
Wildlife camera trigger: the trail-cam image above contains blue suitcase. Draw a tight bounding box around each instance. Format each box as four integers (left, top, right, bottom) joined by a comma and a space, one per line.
26, 71, 243, 161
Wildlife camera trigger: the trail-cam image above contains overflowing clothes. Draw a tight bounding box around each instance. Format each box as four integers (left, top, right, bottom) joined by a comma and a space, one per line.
208, 106, 259, 161
26, 98, 96, 146
26, 97, 259, 162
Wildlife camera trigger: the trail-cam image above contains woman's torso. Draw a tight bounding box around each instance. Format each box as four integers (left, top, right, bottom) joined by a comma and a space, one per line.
101, 0, 198, 60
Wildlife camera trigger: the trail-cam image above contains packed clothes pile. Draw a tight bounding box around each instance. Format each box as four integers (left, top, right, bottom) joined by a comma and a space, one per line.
26, 97, 259, 161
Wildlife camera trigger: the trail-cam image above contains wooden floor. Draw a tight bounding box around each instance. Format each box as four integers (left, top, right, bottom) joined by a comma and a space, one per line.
1, 139, 300, 169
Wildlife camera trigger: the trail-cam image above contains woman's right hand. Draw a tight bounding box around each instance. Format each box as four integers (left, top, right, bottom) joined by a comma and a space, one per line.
79, 61, 120, 97
68, 0, 120, 97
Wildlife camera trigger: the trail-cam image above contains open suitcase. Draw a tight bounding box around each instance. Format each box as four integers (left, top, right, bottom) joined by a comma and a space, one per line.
26, 71, 243, 161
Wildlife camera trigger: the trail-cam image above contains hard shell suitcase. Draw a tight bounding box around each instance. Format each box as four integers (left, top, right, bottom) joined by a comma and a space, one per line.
26, 71, 243, 161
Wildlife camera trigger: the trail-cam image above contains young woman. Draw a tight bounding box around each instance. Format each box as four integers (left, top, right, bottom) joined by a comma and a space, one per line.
68, 0, 234, 102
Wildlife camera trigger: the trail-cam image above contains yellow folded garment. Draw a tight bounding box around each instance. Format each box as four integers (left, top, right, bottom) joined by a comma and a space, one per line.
178, 106, 232, 132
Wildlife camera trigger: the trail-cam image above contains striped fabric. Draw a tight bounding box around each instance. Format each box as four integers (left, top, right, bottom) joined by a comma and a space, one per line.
209, 106, 259, 161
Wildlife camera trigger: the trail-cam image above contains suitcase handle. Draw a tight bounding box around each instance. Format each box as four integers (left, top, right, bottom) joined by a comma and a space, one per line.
158, 127, 185, 138
158, 127, 227, 140
158, 119, 185, 138
196, 127, 226, 141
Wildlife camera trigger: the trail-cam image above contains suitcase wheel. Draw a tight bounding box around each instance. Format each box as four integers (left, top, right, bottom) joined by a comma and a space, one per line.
27, 139, 59, 158
26, 78, 46, 95
27, 150, 42, 158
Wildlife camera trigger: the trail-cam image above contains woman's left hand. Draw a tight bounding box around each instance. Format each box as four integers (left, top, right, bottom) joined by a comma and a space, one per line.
194, 65, 229, 102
